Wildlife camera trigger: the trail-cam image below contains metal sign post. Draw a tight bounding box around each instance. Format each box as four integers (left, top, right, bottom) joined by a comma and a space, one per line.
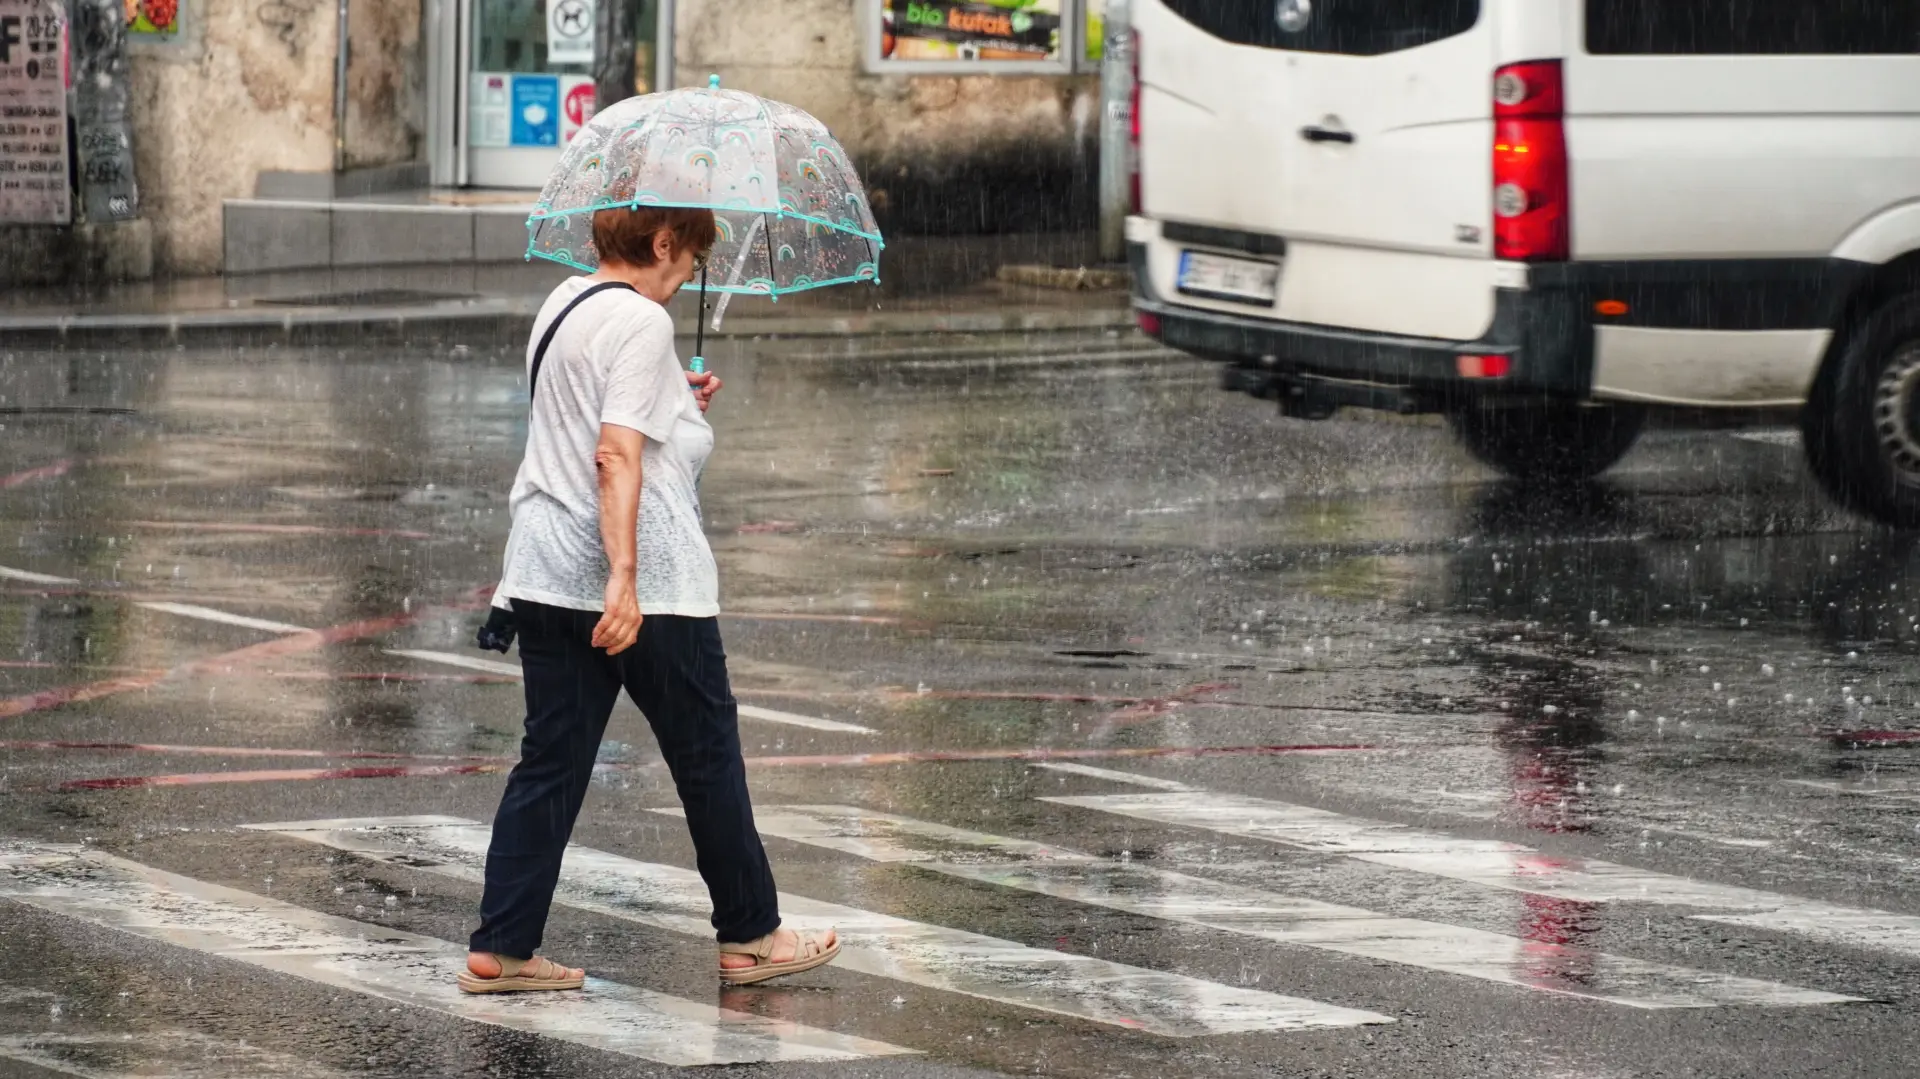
1096, 0, 1131, 263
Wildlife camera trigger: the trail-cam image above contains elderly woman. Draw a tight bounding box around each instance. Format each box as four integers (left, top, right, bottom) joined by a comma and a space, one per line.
461, 206, 839, 993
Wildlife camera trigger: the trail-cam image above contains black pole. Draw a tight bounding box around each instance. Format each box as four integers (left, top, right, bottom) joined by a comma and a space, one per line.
694, 262, 708, 369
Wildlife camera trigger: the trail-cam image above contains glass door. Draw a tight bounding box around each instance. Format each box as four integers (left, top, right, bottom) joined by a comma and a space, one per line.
462, 0, 665, 188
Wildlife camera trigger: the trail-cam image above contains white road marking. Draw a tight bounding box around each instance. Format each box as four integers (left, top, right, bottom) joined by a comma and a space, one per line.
252, 816, 1384, 1037
738, 806, 1856, 1010
736, 703, 875, 734
0, 1031, 351, 1079
1733, 429, 1800, 447
0, 840, 910, 1066
381, 653, 874, 733
1034, 761, 1196, 791
1045, 789, 1920, 960
0, 565, 79, 585
137, 602, 310, 636
384, 649, 525, 676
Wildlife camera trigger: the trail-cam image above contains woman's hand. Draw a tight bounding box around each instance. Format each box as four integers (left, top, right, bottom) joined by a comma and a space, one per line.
593, 575, 643, 655
687, 370, 723, 413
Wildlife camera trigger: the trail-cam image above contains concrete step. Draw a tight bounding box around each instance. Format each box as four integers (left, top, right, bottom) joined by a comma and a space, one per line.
223, 193, 537, 274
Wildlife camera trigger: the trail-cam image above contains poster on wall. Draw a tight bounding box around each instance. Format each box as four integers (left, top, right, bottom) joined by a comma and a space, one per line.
124, 0, 178, 39
471, 73, 594, 150
546, 0, 595, 64
74, 0, 139, 222
510, 74, 559, 147
881, 0, 1063, 63
561, 75, 595, 142
0, 0, 72, 225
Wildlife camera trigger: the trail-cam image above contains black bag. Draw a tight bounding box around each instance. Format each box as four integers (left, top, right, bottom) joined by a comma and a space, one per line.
477, 281, 638, 653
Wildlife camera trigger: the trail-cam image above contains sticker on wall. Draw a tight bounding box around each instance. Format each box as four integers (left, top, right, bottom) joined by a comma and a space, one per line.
510, 75, 560, 147
547, 0, 595, 65
125, 0, 177, 37
561, 76, 595, 142
470, 73, 511, 148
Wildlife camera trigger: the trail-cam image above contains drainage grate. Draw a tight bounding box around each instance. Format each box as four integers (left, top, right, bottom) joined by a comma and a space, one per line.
254, 289, 479, 308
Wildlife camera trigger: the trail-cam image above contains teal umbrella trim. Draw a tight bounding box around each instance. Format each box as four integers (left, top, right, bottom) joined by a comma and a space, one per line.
527, 198, 885, 247
523, 246, 880, 296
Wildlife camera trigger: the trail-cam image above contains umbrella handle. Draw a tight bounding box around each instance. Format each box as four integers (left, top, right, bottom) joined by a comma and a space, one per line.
691, 263, 708, 376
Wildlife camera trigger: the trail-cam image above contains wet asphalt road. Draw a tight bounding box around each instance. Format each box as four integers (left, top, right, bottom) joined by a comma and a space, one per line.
2, 330, 1919, 1078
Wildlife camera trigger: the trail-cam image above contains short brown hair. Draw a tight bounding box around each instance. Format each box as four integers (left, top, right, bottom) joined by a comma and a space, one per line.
591, 206, 718, 267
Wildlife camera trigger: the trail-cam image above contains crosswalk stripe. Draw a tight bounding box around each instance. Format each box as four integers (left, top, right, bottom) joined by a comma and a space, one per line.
384, 648, 525, 676
0, 1030, 351, 1079
137, 601, 311, 635
0, 565, 80, 585
0, 840, 910, 1066
736, 703, 874, 734
380, 653, 874, 733
737, 805, 1858, 1009
1034, 761, 1195, 791
1042, 788, 1920, 960
250, 815, 1387, 1036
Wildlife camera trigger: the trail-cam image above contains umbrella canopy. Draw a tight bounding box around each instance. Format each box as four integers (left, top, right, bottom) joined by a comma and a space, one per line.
526, 77, 883, 297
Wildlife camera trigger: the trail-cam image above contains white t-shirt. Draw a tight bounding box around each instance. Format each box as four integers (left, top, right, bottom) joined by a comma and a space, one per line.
493, 278, 719, 617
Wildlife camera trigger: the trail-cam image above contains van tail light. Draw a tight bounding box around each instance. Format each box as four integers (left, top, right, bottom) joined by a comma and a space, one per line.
1128, 31, 1142, 214
1492, 60, 1568, 262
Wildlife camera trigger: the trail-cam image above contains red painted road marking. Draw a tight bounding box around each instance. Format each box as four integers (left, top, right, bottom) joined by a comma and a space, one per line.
1829, 729, 1920, 747
0, 458, 73, 490
748, 742, 1372, 769
0, 589, 491, 721
47, 742, 1376, 791
2, 740, 510, 763
269, 670, 523, 685
124, 520, 433, 540
0, 660, 167, 675
62, 762, 503, 790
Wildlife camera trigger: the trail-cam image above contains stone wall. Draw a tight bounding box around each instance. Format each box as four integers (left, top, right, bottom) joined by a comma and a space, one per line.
128, 0, 336, 273
344, 0, 423, 169
674, 0, 1100, 235
125, 0, 422, 275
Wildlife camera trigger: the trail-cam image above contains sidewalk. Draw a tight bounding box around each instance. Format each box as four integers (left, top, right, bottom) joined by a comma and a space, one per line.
2, 235, 1135, 349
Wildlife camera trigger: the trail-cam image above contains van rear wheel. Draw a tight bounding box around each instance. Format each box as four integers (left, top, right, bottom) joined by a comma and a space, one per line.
1802, 294, 1920, 528
1448, 402, 1646, 482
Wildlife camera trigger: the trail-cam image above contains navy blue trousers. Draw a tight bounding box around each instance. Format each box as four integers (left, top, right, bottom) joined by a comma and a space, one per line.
469, 599, 781, 959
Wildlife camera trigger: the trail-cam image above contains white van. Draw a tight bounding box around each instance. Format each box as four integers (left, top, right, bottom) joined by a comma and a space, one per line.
1126, 0, 1920, 525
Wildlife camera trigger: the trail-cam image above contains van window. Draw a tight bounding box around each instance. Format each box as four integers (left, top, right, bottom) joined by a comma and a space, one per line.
1587, 0, 1920, 55
1161, 0, 1480, 57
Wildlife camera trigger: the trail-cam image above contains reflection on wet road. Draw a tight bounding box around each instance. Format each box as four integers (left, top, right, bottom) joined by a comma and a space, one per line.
1, 331, 1917, 1078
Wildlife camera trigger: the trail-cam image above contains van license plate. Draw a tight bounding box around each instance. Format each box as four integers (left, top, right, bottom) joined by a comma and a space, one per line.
1176, 250, 1280, 305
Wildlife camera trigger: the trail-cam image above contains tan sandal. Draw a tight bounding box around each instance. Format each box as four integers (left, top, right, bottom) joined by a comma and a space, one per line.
457, 954, 585, 994
717, 927, 840, 985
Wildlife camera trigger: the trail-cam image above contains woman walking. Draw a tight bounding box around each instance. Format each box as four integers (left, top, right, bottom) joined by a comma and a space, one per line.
460, 205, 839, 993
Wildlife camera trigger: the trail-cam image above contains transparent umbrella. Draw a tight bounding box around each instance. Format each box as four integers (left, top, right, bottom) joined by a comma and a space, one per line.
525, 75, 884, 368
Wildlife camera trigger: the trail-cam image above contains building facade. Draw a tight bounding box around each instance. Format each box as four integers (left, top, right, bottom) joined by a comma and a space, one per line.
0, 0, 1107, 283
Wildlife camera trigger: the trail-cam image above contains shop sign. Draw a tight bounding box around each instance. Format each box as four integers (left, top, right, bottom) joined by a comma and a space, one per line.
883, 0, 1062, 62
0, 0, 71, 225
547, 0, 595, 65
126, 0, 179, 39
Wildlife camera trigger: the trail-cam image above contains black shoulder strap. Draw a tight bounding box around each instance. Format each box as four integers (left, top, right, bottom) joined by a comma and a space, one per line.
529, 281, 637, 400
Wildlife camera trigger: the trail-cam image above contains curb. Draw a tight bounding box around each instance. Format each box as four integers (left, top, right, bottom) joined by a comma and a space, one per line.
2, 299, 1135, 349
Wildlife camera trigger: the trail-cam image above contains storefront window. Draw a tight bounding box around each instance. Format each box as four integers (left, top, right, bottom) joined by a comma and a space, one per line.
867, 0, 1104, 74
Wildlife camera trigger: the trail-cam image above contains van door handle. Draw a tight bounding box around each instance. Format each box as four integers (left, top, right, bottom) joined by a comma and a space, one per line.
1300, 125, 1355, 144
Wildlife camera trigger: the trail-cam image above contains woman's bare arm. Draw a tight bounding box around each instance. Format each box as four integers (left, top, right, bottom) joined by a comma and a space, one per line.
591, 423, 645, 654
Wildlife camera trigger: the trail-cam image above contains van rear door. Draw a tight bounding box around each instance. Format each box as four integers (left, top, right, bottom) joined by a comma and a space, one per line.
1135, 0, 1504, 341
